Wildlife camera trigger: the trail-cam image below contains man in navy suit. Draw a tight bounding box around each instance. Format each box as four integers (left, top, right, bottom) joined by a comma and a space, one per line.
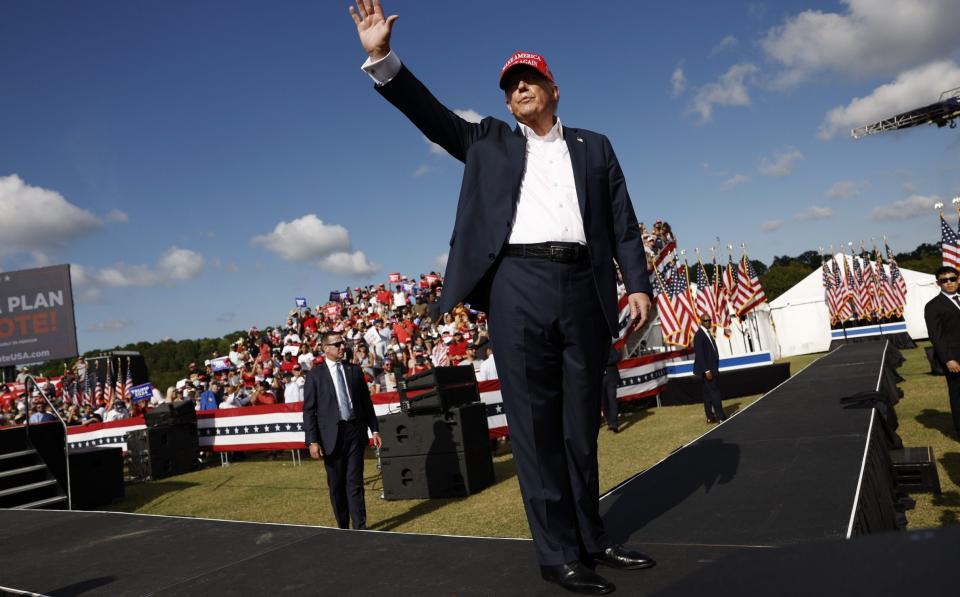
350, 2, 653, 593
924, 266, 960, 437
303, 331, 382, 530
693, 314, 726, 424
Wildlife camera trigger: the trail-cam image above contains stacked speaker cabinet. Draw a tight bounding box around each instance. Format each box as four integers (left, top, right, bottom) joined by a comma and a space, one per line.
126, 400, 199, 481
379, 387, 494, 500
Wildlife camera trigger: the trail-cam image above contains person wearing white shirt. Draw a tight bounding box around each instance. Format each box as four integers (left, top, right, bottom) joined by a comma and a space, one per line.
349, 3, 653, 590
478, 349, 498, 382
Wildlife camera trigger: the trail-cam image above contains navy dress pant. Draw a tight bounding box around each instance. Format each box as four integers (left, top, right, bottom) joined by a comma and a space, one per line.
323, 419, 368, 530
702, 375, 726, 422
488, 254, 613, 566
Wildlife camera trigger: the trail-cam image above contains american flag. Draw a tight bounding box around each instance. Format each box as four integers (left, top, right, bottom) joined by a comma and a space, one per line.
94, 372, 103, 404
885, 242, 908, 313
860, 253, 880, 319
874, 252, 898, 318
822, 257, 840, 323
115, 364, 124, 400
735, 255, 766, 316
670, 260, 697, 347
694, 259, 716, 324
725, 253, 740, 315
714, 260, 732, 338
851, 254, 873, 320
652, 269, 682, 347
832, 257, 853, 322
124, 363, 134, 400
430, 342, 449, 367
941, 212, 960, 268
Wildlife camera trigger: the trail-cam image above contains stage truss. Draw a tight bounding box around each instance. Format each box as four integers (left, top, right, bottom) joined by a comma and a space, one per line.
851, 87, 960, 140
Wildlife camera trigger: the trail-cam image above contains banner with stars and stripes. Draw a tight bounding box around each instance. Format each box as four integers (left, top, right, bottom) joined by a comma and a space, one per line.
68, 350, 686, 453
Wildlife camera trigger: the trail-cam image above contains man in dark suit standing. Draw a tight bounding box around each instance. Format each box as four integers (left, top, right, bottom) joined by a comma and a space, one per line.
349, 2, 654, 593
693, 314, 726, 424
602, 346, 622, 433
304, 331, 382, 530
924, 266, 960, 438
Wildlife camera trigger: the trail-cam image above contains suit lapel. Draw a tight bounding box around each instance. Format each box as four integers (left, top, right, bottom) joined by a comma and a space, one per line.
507, 126, 528, 211
563, 126, 588, 221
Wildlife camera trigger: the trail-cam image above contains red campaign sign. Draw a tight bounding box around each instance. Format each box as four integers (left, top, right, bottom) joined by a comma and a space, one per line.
425, 274, 439, 285
387, 272, 401, 283
324, 304, 340, 319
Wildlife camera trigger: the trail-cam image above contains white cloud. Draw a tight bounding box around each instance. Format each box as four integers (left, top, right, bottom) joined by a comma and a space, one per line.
69, 247, 204, 303
158, 246, 204, 280
818, 60, 960, 139
670, 65, 687, 97
413, 164, 431, 177
795, 205, 834, 220
689, 63, 758, 123
85, 319, 129, 333
319, 250, 380, 277
759, 147, 804, 177
826, 180, 862, 199
252, 214, 351, 262
0, 174, 102, 257
711, 35, 738, 55
721, 174, 750, 190
428, 109, 483, 154
761, 0, 960, 87
104, 209, 128, 223
434, 252, 449, 271
871, 194, 939, 220
760, 220, 784, 232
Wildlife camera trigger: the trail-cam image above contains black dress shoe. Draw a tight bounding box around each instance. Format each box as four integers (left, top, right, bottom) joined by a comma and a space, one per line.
540, 561, 615, 595
607, 424, 619, 433
591, 545, 656, 570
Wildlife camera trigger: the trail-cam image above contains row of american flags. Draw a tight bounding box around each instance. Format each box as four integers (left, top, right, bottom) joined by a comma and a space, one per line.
60, 358, 135, 407
820, 242, 908, 326
647, 240, 766, 348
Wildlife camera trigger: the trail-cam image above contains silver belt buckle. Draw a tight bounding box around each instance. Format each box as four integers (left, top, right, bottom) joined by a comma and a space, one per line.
550, 245, 573, 262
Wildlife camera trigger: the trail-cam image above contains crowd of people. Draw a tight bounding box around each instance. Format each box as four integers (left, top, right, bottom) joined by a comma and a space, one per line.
0, 271, 504, 427
0, 218, 680, 429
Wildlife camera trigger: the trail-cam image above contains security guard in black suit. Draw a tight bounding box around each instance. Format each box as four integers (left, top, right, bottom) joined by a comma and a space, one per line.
924, 266, 960, 438
693, 314, 726, 424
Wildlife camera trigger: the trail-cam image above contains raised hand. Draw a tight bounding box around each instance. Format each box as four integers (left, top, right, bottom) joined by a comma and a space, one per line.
349, 0, 399, 61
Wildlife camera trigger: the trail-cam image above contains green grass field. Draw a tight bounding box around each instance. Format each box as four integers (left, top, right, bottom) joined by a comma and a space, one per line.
110, 344, 960, 535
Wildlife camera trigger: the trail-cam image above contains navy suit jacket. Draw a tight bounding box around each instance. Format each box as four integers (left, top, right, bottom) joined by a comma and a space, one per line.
375, 65, 651, 336
692, 328, 719, 378
924, 293, 960, 366
302, 361, 378, 456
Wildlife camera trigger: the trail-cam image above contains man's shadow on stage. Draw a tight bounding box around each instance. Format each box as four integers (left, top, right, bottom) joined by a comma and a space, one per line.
599, 438, 740, 544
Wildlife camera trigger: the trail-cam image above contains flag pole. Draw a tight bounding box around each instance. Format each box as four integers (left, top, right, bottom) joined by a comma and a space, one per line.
729, 244, 748, 353
830, 245, 848, 342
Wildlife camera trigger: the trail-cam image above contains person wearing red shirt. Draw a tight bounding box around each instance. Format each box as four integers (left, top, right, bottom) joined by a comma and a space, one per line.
448, 331, 468, 365
376, 284, 392, 309
240, 363, 256, 390
392, 319, 411, 346
279, 353, 297, 374
302, 310, 319, 335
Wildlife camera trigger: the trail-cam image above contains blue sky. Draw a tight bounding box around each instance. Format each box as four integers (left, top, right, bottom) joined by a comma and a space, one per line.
2, 0, 960, 351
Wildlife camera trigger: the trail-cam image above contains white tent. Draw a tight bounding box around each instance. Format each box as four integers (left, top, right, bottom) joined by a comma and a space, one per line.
769, 257, 939, 357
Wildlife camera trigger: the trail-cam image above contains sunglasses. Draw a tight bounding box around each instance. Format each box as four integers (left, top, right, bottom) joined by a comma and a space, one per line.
938, 276, 958, 284
326, 341, 345, 347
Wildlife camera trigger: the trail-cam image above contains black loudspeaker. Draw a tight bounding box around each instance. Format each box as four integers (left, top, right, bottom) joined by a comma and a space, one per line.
126, 423, 199, 481
400, 366, 480, 414
145, 400, 198, 428
69, 448, 124, 509
378, 402, 490, 458
380, 447, 495, 500
379, 403, 494, 500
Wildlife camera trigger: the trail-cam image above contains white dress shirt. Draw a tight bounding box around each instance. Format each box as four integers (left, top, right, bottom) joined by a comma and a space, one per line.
324, 357, 353, 418
362, 51, 587, 245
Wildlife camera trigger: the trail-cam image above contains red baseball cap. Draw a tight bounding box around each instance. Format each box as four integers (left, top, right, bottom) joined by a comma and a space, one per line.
499, 51, 554, 89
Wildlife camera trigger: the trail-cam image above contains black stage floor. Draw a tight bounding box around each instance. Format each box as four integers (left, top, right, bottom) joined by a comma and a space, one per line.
1, 343, 939, 596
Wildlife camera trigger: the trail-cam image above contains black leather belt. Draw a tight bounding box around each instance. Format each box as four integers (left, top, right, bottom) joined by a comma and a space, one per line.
504, 242, 589, 263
